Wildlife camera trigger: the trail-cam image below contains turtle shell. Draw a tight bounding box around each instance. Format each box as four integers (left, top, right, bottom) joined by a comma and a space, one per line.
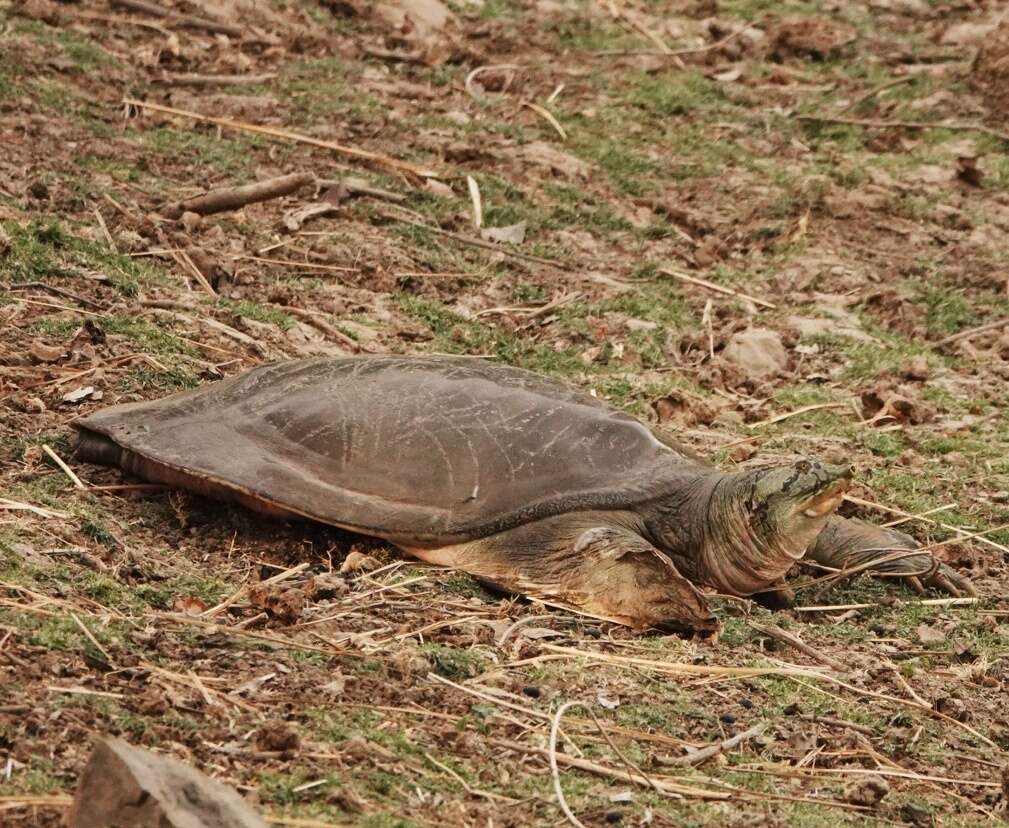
74, 356, 701, 545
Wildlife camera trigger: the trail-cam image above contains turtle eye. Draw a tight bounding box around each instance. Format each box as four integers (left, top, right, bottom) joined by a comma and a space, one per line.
795, 460, 810, 473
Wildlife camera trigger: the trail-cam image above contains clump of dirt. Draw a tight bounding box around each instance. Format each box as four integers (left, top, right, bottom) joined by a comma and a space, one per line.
970, 18, 1009, 118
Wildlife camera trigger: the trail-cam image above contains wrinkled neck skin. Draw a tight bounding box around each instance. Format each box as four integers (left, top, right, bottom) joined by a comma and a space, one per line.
644, 469, 811, 596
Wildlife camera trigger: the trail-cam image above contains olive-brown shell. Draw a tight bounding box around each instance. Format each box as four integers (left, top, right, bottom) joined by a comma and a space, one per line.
74, 356, 699, 544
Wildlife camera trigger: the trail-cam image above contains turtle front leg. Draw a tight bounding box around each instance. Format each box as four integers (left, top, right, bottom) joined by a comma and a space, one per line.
806, 516, 976, 597
405, 513, 718, 634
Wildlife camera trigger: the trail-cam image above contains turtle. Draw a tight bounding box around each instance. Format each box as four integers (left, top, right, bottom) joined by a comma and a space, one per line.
72, 355, 974, 632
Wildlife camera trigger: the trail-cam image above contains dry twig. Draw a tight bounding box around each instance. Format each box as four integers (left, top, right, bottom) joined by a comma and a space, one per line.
162, 172, 316, 218
659, 268, 776, 309
123, 99, 439, 178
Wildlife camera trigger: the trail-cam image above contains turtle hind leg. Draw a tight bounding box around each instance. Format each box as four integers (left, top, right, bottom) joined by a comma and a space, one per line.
407, 513, 718, 634
807, 515, 976, 597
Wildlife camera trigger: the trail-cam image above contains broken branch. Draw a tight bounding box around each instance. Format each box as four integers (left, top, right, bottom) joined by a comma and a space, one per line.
659, 268, 776, 309
123, 99, 440, 179
162, 172, 316, 219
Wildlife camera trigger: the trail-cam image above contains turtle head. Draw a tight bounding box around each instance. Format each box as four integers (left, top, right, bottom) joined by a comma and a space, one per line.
680, 458, 851, 597
749, 458, 851, 550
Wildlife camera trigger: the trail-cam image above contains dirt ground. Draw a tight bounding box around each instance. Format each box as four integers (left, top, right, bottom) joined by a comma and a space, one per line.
3, 0, 1009, 825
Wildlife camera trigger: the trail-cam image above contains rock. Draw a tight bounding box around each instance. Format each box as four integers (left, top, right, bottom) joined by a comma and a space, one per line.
254, 721, 300, 754
29, 340, 65, 363
480, 222, 527, 245
916, 623, 946, 646
772, 17, 855, 60
378, 0, 454, 32
70, 737, 268, 828
844, 776, 889, 807
722, 328, 788, 379
900, 355, 930, 381
510, 142, 592, 180
941, 20, 999, 46
971, 18, 1009, 119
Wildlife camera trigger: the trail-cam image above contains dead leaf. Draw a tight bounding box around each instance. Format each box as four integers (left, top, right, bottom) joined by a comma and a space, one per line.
425, 179, 456, 198
900, 355, 930, 381
651, 390, 723, 427
233, 673, 276, 697
339, 549, 381, 574
248, 584, 306, 624
29, 340, 65, 363
844, 776, 889, 807
283, 202, 341, 232
956, 156, 984, 188
173, 595, 208, 615
916, 623, 946, 646
480, 222, 526, 245
254, 721, 300, 754
511, 142, 592, 180
62, 386, 97, 404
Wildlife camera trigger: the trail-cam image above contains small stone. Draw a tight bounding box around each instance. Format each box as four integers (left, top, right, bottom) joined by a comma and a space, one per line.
916, 624, 946, 646
521, 686, 541, 698
444, 110, 471, 125
843, 776, 889, 807
605, 811, 624, 824
900, 354, 930, 381
719, 712, 737, 724
722, 328, 788, 379
180, 211, 203, 232
254, 722, 300, 754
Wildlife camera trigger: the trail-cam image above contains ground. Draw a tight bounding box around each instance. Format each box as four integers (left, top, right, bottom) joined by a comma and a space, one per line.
2, 0, 1009, 825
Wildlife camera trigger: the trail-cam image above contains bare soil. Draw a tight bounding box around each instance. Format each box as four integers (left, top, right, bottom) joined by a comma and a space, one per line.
3, 0, 1009, 826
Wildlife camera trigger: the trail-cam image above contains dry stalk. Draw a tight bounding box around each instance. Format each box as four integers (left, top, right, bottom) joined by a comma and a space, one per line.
123, 99, 439, 178
658, 268, 776, 309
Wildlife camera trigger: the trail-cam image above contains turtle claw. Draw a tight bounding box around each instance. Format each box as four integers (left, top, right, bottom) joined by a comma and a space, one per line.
906, 575, 925, 596
924, 564, 976, 598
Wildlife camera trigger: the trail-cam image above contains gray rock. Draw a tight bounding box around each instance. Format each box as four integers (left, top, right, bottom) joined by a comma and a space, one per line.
70, 737, 268, 828
723, 328, 788, 379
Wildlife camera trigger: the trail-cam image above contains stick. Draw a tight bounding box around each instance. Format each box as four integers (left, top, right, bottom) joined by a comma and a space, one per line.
747, 402, 849, 429
162, 172, 316, 218
797, 714, 874, 735
159, 72, 277, 86
933, 318, 1009, 348
655, 722, 766, 767
594, 25, 750, 57
123, 99, 439, 178
797, 114, 1009, 144
795, 597, 979, 612
493, 737, 725, 799
747, 622, 847, 672
317, 177, 407, 204
70, 613, 115, 665
395, 217, 570, 270
171, 248, 217, 296
41, 445, 86, 490
550, 702, 589, 827
282, 306, 361, 352
5, 281, 105, 309
838, 76, 914, 114
202, 562, 310, 617
109, 0, 242, 37
523, 102, 567, 140
658, 268, 776, 309
423, 752, 520, 804
844, 494, 1009, 556
466, 175, 482, 230
540, 644, 831, 680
